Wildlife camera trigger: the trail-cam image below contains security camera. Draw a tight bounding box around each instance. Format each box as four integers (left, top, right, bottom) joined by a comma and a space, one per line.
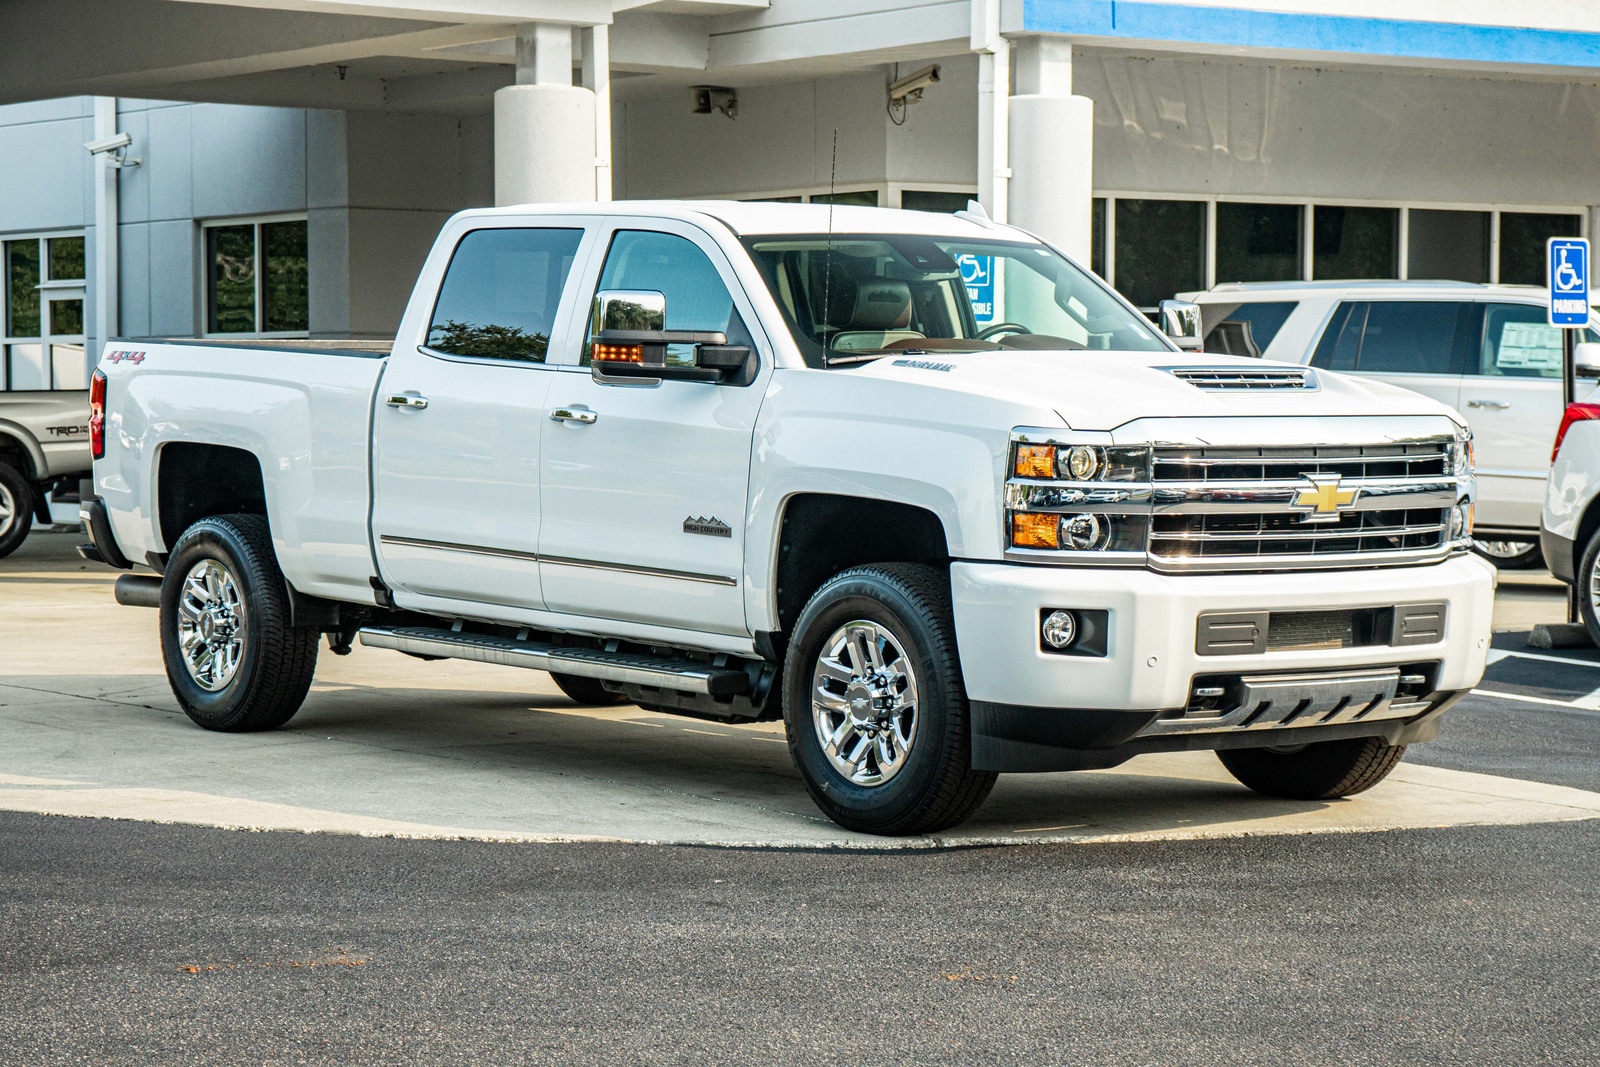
888, 64, 940, 106
84, 132, 133, 156
83, 131, 140, 168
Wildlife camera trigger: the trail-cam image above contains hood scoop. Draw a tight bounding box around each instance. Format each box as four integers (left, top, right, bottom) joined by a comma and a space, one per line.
1165, 365, 1318, 391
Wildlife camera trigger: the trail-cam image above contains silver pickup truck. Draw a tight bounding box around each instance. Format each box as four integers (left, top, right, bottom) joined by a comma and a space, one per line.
0, 389, 90, 557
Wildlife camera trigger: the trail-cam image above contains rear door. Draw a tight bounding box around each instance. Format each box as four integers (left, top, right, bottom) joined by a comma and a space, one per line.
371, 224, 590, 612
536, 221, 770, 637
1309, 299, 1472, 413
1458, 302, 1579, 532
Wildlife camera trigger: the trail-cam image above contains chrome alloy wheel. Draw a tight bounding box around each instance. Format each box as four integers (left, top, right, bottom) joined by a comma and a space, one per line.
1474, 539, 1533, 559
177, 559, 247, 692
0, 482, 14, 536
811, 621, 919, 787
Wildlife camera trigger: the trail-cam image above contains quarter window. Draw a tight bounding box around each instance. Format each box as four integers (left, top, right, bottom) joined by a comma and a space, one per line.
426, 228, 583, 363
584, 230, 751, 366
2, 233, 86, 392
204, 218, 309, 335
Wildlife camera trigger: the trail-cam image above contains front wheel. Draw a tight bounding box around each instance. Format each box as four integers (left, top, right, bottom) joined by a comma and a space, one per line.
1471, 539, 1543, 570
0, 462, 34, 560
1217, 736, 1406, 799
160, 514, 319, 732
782, 563, 996, 835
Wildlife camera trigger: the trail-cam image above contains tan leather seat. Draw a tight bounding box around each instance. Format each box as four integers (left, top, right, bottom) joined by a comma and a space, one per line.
828, 279, 925, 351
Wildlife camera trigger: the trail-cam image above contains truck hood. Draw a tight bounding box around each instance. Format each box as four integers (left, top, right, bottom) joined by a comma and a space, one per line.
852, 349, 1467, 431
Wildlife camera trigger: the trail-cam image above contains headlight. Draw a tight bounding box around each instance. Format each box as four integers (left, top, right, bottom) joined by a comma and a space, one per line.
1012, 442, 1148, 481
1010, 512, 1149, 552
1454, 430, 1474, 476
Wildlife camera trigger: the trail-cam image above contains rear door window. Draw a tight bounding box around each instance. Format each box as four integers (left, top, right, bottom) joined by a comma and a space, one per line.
1313, 300, 1473, 375
1478, 303, 1565, 379
1201, 301, 1298, 358
427, 227, 584, 363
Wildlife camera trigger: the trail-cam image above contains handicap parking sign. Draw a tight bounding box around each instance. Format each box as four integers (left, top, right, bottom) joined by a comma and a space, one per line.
956, 254, 995, 324
1548, 237, 1590, 327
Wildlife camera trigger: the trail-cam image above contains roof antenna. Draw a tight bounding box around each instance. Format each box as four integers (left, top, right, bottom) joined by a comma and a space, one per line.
821, 127, 838, 357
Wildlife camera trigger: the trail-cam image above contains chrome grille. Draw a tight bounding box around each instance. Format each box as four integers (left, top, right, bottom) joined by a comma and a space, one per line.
1166, 366, 1313, 390
1153, 443, 1450, 483
1151, 507, 1449, 560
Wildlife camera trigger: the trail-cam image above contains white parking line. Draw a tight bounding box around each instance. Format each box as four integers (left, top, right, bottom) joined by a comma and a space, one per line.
1486, 648, 1600, 669
1471, 687, 1600, 717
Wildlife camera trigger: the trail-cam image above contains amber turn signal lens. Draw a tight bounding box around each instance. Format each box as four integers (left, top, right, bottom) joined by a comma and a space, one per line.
1011, 513, 1059, 549
1015, 445, 1056, 479
593, 343, 644, 363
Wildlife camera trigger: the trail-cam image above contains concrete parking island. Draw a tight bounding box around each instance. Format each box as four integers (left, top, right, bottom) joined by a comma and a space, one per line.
6, 533, 1600, 848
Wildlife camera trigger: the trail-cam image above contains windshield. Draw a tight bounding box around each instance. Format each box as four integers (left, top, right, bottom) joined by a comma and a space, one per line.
739, 234, 1169, 367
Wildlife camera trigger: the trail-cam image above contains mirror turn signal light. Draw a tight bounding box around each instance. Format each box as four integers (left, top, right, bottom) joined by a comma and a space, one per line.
593, 342, 645, 363
1012, 513, 1058, 549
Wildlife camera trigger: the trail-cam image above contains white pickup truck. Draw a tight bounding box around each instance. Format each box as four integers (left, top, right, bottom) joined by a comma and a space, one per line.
85, 201, 1494, 835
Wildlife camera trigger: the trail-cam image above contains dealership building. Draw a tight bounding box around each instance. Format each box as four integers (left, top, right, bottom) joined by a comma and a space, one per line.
1, 0, 1598, 393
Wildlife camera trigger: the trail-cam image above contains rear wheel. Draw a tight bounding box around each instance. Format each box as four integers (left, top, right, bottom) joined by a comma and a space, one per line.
0, 462, 34, 560
1217, 736, 1406, 799
160, 514, 319, 732
783, 563, 996, 835
550, 672, 627, 706
1576, 527, 1600, 649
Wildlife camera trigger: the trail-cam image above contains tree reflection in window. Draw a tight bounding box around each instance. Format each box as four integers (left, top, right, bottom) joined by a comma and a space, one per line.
427, 320, 549, 361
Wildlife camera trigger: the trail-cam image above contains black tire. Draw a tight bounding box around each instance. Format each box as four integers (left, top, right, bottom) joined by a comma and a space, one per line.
159, 514, 319, 732
1471, 539, 1544, 570
0, 462, 34, 560
782, 563, 996, 835
1577, 527, 1600, 649
550, 672, 626, 706
1217, 736, 1407, 799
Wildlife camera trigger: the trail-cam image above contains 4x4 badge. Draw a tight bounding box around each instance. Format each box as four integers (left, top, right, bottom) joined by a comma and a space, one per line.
684, 515, 732, 538
1290, 473, 1358, 524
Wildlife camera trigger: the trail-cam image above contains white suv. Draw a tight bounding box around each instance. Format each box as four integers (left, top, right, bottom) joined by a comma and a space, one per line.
1183, 281, 1600, 568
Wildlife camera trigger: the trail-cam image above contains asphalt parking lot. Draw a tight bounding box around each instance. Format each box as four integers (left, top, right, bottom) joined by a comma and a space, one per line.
3, 532, 1599, 1064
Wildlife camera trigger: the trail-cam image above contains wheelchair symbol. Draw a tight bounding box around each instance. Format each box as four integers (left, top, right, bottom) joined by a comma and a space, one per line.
1555, 246, 1583, 292
957, 255, 989, 286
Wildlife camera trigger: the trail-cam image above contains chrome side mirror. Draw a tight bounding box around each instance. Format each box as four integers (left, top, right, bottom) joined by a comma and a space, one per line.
1575, 341, 1600, 380
592, 289, 666, 333
1158, 299, 1204, 351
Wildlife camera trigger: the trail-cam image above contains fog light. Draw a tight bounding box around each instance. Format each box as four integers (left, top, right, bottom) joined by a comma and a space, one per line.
1060, 513, 1108, 550
1062, 445, 1100, 481
1042, 610, 1078, 649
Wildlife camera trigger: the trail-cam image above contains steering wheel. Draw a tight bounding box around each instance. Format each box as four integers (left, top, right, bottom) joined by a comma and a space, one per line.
977, 322, 1031, 340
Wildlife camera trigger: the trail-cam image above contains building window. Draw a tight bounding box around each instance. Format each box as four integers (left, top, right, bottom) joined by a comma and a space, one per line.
2, 232, 86, 392
1216, 202, 1303, 284
1500, 212, 1585, 286
811, 190, 879, 207
900, 190, 972, 214
1090, 197, 1106, 276
1314, 206, 1399, 280
1114, 198, 1206, 309
204, 217, 309, 336
1407, 209, 1489, 283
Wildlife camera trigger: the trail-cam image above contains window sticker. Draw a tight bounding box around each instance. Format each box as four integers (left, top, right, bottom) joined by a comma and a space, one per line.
1497, 321, 1563, 370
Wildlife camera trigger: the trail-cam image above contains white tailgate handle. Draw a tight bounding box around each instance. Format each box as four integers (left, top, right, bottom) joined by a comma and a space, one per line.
1466, 399, 1511, 409
386, 393, 429, 410
550, 407, 598, 424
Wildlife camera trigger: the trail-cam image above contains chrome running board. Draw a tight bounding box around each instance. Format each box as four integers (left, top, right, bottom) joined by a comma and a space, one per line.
357, 626, 751, 697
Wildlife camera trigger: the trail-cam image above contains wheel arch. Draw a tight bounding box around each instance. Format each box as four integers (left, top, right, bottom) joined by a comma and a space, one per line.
0, 424, 43, 481
769, 493, 951, 643
1576, 492, 1600, 577
156, 442, 269, 553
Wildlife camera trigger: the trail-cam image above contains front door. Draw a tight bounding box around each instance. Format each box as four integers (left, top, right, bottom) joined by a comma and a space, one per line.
1458, 302, 1578, 531
538, 223, 769, 637
371, 224, 587, 612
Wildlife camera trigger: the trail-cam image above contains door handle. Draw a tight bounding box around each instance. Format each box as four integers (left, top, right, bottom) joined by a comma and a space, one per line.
386, 394, 429, 410
550, 407, 598, 424
1467, 399, 1511, 409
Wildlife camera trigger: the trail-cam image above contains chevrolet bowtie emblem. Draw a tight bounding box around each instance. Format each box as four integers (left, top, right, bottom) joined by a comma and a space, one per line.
1290, 473, 1358, 523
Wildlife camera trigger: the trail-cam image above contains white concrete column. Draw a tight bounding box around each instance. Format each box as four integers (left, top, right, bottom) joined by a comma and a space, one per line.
91, 97, 119, 361
1007, 37, 1095, 263
495, 23, 596, 206
581, 24, 612, 202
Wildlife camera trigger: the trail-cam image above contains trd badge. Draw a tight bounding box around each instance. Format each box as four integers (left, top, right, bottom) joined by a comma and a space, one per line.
684, 515, 732, 538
